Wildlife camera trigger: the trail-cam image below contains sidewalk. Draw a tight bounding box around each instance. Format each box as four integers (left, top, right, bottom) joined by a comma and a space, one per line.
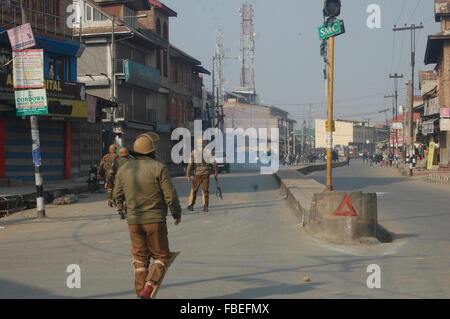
0, 179, 90, 218
396, 162, 450, 184
0, 164, 185, 218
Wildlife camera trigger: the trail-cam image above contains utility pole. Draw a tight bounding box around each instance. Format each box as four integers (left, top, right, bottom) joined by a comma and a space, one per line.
110, 16, 116, 147
388, 73, 403, 157
393, 23, 423, 176
19, 0, 45, 218
384, 93, 395, 154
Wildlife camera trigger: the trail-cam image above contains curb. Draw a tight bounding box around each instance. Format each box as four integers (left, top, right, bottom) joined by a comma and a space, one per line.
276, 161, 388, 245
0, 184, 90, 218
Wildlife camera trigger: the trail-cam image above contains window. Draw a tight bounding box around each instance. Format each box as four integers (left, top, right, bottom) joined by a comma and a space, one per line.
85, 4, 93, 21
93, 9, 107, 21
47, 55, 69, 81
156, 18, 161, 36
124, 7, 137, 29
163, 50, 168, 77
163, 22, 168, 40
156, 51, 161, 71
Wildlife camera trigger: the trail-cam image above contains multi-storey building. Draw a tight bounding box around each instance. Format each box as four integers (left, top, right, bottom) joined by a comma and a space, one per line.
424, 0, 450, 167
76, 0, 209, 162
0, 0, 103, 181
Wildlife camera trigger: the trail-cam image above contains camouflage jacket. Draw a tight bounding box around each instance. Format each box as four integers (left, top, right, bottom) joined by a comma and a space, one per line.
97, 152, 119, 184
113, 156, 182, 225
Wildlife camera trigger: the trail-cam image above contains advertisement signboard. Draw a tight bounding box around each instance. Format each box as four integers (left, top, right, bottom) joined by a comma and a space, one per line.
12, 49, 44, 89
427, 141, 436, 170
124, 60, 160, 91
7, 23, 36, 51
15, 89, 48, 116
440, 118, 450, 131
440, 108, 450, 118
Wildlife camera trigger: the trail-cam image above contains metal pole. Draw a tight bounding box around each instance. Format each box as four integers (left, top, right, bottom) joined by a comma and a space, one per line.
408, 27, 416, 177
393, 23, 423, 175
326, 35, 335, 192
110, 17, 116, 146
20, 0, 45, 218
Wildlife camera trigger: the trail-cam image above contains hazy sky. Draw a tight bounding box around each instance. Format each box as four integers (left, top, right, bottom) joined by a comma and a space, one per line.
163, 0, 440, 126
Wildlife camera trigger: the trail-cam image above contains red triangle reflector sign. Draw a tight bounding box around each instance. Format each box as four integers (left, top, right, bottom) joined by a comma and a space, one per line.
335, 195, 358, 217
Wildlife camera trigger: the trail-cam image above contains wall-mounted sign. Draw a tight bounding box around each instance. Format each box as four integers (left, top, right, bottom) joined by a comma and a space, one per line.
46, 99, 88, 118
123, 60, 160, 91
392, 122, 403, 130
1, 73, 86, 100
440, 108, 450, 118
440, 118, 450, 131
12, 49, 44, 89
15, 89, 48, 116
7, 23, 36, 51
156, 121, 171, 133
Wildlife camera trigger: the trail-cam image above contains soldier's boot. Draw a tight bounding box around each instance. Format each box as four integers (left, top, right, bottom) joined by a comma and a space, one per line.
203, 204, 209, 212
187, 205, 194, 211
133, 260, 149, 296
139, 259, 166, 299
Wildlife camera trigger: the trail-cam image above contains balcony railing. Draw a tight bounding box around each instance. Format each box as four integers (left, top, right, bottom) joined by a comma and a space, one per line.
116, 103, 157, 125
0, 3, 74, 40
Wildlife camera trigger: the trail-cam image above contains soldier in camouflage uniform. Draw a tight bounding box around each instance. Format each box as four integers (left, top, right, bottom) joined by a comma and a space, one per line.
114, 147, 131, 219
186, 139, 218, 213
113, 132, 182, 299
97, 144, 119, 207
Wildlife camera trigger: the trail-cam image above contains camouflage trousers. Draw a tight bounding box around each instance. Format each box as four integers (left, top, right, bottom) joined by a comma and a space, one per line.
128, 222, 171, 295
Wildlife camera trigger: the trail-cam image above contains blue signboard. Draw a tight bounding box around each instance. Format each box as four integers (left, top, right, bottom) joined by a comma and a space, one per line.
124, 60, 160, 91
156, 121, 171, 133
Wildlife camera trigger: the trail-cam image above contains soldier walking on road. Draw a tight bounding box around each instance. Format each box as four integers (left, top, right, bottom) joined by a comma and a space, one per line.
186, 139, 218, 213
113, 132, 182, 299
97, 144, 119, 207
114, 147, 131, 219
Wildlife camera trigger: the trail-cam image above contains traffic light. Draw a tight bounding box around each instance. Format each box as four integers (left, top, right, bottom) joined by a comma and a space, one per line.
323, 0, 341, 18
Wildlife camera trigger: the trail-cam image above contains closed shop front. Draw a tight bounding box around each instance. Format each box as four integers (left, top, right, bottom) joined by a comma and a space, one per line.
4, 116, 65, 180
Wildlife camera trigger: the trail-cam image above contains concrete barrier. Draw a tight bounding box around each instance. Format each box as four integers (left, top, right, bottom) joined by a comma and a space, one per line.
276, 162, 389, 245
306, 191, 379, 245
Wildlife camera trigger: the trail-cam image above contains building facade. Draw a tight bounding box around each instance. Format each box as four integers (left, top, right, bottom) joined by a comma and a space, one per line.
424, 0, 450, 167
0, 1, 103, 181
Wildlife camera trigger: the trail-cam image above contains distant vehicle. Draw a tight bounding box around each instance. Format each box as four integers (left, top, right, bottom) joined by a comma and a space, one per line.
348, 146, 359, 158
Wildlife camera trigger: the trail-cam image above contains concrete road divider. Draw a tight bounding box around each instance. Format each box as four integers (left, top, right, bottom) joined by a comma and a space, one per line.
307, 191, 379, 245
276, 162, 391, 245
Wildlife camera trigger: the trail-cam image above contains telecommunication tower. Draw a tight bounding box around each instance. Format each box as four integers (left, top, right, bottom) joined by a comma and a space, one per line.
235, 2, 257, 103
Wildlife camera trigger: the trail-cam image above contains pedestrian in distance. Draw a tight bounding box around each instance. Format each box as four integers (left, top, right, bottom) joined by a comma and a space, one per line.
113, 132, 182, 299
186, 139, 219, 213
97, 144, 119, 207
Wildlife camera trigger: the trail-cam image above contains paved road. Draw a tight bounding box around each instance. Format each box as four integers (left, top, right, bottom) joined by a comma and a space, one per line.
0, 162, 449, 298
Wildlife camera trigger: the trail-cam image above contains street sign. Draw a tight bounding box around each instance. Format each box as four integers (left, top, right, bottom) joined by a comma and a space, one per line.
15, 89, 48, 116
335, 195, 358, 217
7, 23, 36, 51
318, 19, 345, 40
12, 49, 44, 89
